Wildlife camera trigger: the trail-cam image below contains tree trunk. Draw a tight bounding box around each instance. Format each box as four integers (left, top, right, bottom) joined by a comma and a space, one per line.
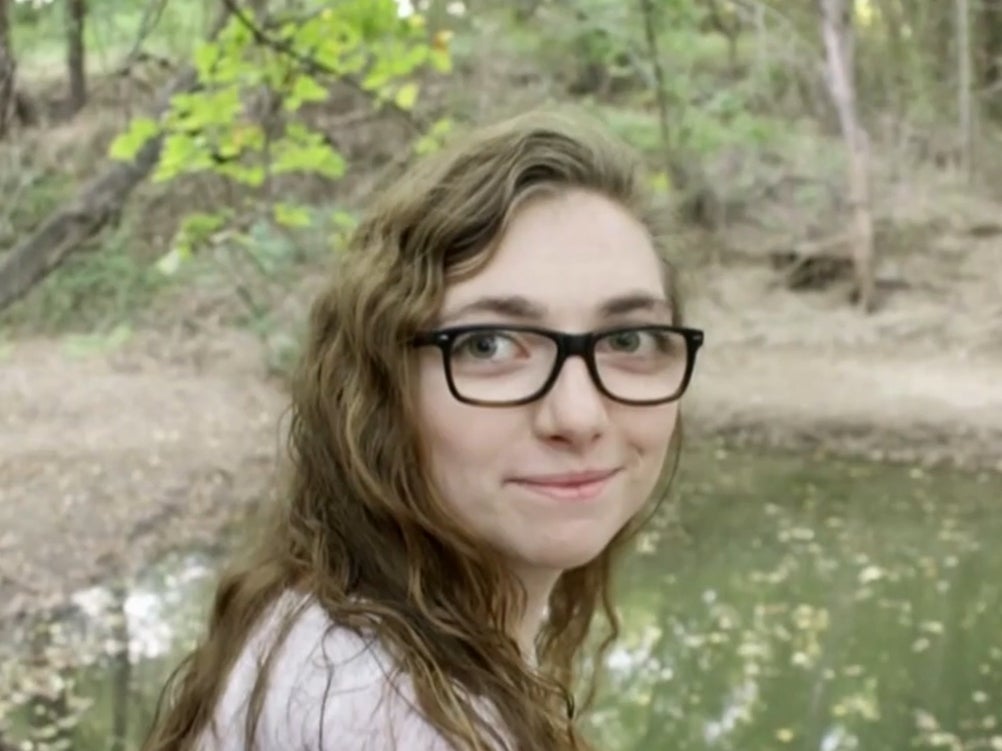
872, 0, 907, 116
639, 0, 719, 227
0, 5, 232, 313
818, 0, 876, 312
0, 0, 15, 139
109, 581, 132, 751
978, 0, 1002, 118
66, 0, 87, 115
705, 0, 740, 77
0, 66, 197, 313
917, 0, 954, 83
956, 0, 974, 182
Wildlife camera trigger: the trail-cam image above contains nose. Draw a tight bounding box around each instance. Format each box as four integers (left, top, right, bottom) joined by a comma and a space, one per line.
533, 355, 609, 447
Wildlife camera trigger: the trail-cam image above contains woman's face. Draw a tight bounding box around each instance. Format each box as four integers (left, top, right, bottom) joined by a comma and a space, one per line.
415, 189, 679, 578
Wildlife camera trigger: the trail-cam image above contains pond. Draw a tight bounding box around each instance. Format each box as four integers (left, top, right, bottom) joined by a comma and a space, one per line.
4, 443, 1001, 751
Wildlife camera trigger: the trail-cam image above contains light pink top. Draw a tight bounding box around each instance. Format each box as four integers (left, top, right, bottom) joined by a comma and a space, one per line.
197, 592, 456, 750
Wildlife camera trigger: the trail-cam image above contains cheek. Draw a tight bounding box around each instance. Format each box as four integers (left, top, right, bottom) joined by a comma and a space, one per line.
416, 375, 523, 501
425, 413, 520, 476
623, 406, 679, 519
420, 412, 525, 536
632, 403, 679, 456
628, 404, 679, 495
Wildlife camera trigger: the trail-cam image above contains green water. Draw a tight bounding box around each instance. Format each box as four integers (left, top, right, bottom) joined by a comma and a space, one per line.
6, 444, 1002, 750
588, 445, 1002, 750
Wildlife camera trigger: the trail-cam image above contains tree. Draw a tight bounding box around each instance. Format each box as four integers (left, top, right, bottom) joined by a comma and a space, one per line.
637, 0, 720, 227
818, 0, 876, 312
108, 581, 131, 751
0, 0, 451, 314
0, 0, 15, 139
956, 0, 974, 182
66, 0, 87, 115
0, 65, 199, 313
106, 0, 450, 277
978, 0, 1002, 119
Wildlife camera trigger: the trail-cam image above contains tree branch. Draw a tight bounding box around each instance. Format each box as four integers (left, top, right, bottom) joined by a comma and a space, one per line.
218, 0, 425, 134
118, 0, 170, 72
0, 6, 233, 314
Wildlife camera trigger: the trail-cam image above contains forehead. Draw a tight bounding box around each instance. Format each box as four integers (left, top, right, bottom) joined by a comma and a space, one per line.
441, 190, 665, 319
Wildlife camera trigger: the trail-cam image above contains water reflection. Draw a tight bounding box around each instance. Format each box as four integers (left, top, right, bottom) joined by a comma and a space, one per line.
586, 446, 1002, 750
71, 553, 214, 663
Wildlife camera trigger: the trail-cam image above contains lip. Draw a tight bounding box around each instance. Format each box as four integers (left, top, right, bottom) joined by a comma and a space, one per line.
509, 468, 621, 502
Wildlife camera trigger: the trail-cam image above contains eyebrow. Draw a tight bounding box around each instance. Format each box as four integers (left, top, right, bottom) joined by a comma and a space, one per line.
438, 292, 672, 325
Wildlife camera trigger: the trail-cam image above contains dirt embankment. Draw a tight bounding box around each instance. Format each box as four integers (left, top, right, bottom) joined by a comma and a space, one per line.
684, 258, 1002, 472
0, 331, 285, 622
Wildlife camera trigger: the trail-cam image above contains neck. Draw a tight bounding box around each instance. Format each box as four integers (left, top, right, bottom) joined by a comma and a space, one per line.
511, 566, 561, 661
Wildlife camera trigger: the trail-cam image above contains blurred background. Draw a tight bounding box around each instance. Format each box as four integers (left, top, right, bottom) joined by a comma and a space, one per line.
1, 0, 1000, 749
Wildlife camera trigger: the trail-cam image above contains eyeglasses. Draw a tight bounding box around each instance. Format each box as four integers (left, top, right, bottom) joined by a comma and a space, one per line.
412, 324, 704, 407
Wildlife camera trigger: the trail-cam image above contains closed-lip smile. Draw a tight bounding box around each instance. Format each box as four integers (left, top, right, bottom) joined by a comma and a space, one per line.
513, 469, 620, 485
509, 468, 621, 501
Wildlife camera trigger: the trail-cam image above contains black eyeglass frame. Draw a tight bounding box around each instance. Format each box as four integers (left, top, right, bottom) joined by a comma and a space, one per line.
412, 324, 705, 407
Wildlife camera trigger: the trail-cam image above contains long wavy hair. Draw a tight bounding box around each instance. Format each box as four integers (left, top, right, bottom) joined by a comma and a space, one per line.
142, 110, 686, 751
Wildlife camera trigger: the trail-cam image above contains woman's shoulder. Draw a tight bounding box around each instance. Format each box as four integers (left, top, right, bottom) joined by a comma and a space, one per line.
201, 591, 452, 751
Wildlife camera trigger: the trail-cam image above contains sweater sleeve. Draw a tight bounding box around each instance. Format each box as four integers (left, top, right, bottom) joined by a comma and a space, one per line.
198, 594, 454, 751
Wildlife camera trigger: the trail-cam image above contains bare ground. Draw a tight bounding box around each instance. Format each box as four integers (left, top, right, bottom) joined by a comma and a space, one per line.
0, 330, 286, 621
2, 187, 1002, 623
684, 216, 1002, 470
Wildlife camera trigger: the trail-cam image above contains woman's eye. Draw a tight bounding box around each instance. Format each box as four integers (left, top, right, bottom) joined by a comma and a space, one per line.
608, 331, 642, 352
600, 329, 676, 356
454, 332, 517, 360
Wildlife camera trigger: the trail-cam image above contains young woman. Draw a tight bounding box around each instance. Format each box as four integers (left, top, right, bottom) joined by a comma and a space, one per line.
143, 110, 704, 751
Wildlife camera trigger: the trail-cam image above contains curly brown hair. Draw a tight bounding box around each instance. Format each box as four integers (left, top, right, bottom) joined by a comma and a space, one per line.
142, 109, 686, 751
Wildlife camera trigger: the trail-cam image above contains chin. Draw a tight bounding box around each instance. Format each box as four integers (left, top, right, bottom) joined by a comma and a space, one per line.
520, 537, 612, 573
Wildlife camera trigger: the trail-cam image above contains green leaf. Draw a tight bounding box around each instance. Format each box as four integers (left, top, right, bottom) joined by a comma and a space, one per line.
108, 117, 161, 161
649, 171, 671, 194
361, 67, 391, 92
193, 41, 220, 80
273, 125, 346, 179
414, 116, 454, 156
131, 0, 451, 254
220, 123, 264, 158
154, 134, 213, 182
165, 87, 243, 134
285, 75, 330, 111
158, 211, 227, 275
394, 82, 420, 111
328, 209, 356, 235
296, 76, 330, 103
329, 208, 358, 251
430, 46, 452, 74
216, 161, 267, 187
330, 209, 357, 231
273, 203, 312, 228
180, 211, 227, 241
155, 245, 189, 276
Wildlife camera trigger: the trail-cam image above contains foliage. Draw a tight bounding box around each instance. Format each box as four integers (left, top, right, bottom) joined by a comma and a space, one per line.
4, 0, 1000, 334
493, 0, 787, 167
12, 0, 213, 71
108, 0, 452, 280
0, 213, 165, 334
